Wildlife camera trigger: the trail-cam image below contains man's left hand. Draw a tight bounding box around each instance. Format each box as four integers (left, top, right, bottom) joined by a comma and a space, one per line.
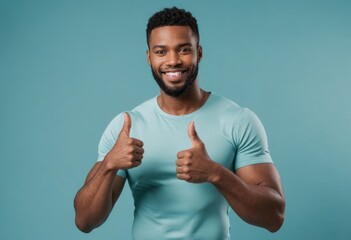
176, 122, 218, 183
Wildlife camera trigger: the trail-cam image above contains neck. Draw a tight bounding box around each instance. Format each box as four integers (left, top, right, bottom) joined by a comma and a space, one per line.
157, 80, 209, 116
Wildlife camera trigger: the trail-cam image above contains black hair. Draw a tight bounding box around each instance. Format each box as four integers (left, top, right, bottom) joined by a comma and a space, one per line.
146, 7, 199, 47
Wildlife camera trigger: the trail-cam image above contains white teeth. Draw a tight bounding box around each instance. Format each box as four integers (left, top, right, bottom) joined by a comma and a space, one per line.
165, 72, 182, 77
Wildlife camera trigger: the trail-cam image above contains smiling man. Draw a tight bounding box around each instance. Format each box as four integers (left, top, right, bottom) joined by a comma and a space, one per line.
149, 25, 200, 98
74, 7, 285, 240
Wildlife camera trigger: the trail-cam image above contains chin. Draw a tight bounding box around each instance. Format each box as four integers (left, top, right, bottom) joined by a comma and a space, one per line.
151, 65, 198, 97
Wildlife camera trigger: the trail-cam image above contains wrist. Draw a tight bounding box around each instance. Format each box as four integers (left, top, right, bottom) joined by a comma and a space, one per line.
207, 162, 222, 183
102, 155, 119, 173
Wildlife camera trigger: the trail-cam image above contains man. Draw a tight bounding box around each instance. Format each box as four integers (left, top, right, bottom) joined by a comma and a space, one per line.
74, 7, 285, 240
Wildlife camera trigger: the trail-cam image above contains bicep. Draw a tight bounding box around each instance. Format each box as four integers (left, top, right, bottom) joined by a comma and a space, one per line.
236, 163, 284, 197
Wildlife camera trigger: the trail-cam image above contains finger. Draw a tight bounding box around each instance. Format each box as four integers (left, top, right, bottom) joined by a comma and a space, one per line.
122, 112, 132, 136
176, 166, 189, 174
176, 158, 191, 167
131, 138, 144, 148
133, 145, 144, 154
177, 150, 192, 159
131, 160, 142, 167
188, 121, 202, 147
177, 151, 185, 159
133, 153, 143, 161
177, 173, 190, 181
176, 166, 183, 173
176, 158, 183, 166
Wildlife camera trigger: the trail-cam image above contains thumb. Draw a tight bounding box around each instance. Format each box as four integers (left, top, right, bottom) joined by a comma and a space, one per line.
188, 121, 202, 147
121, 112, 132, 136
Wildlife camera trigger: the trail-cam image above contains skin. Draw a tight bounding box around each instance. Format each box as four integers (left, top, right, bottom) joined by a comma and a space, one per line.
74, 113, 143, 232
74, 25, 285, 233
147, 26, 206, 115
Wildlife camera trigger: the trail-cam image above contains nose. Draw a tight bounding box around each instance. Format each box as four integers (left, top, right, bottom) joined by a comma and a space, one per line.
166, 51, 182, 67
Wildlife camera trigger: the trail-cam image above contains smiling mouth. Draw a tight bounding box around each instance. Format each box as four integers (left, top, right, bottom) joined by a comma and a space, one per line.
162, 70, 188, 77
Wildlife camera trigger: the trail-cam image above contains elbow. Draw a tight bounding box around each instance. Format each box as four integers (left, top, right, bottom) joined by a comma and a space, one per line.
267, 213, 284, 233
267, 200, 285, 233
75, 217, 94, 233
74, 198, 94, 233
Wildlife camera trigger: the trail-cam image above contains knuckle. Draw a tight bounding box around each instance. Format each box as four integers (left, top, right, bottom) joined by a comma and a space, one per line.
127, 153, 134, 160
125, 161, 133, 168
177, 151, 184, 158
186, 152, 193, 158
127, 146, 134, 153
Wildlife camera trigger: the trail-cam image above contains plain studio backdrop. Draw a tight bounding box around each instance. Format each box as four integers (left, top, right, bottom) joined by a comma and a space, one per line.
1, 0, 350, 239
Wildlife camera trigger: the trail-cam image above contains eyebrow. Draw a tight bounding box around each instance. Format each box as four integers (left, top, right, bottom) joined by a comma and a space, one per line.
152, 42, 193, 50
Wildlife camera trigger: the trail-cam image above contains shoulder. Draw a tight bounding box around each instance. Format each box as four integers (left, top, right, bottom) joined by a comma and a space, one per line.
209, 92, 241, 109
132, 96, 156, 112
102, 96, 157, 132
109, 96, 157, 121
208, 92, 250, 121
128, 96, 157, 120
206, 93, 266, 137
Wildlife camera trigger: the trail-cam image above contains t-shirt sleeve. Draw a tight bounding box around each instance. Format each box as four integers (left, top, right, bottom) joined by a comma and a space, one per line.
97, 113, 128, 179
233, 108, 273, 170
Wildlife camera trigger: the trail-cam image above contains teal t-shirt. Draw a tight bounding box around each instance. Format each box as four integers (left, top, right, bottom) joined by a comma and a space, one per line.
97, 92, 273, 240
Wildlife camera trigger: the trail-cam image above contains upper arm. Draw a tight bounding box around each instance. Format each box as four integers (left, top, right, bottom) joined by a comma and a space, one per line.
236, 163, 284, 197
84, 162, 127, 205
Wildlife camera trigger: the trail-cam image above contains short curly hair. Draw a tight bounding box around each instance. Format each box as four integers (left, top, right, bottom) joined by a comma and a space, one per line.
146, 7, 199, 47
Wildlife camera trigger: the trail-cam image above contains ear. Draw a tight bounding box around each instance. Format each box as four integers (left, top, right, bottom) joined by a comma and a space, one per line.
146, 50, 151, 65
197, 45, 203, 63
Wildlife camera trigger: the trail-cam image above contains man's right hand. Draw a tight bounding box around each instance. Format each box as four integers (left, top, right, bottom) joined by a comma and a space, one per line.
104, 112, 144, 170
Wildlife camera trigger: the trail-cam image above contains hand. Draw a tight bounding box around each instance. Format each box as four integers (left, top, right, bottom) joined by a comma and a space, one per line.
105, 112, 144, 170
176, 122, 217, 183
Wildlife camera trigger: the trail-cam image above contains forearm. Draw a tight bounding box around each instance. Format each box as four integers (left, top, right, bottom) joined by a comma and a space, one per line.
74, 160, 118, 232
210, 164, 285, 232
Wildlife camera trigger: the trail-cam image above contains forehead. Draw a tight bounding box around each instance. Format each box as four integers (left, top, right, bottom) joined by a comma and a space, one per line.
149, 26, 197, 47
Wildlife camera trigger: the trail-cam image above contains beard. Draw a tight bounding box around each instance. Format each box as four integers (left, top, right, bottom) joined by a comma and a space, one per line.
151, 64, 199, 97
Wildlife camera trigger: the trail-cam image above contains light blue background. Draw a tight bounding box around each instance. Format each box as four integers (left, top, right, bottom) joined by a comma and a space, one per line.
1, 0, 350, 239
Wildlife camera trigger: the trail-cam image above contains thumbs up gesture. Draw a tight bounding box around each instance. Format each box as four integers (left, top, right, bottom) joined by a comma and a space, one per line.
105, 113, 144, 170
176, 122, 218, 183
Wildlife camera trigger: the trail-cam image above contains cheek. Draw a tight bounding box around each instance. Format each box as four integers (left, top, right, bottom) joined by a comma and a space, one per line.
150, 58, 162, 70
151, 64, 161, 73
184, 55, 198, 65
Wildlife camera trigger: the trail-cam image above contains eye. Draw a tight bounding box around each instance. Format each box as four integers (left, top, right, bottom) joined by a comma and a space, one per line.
155, 49, 166, 55
179, 48, 191, 54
